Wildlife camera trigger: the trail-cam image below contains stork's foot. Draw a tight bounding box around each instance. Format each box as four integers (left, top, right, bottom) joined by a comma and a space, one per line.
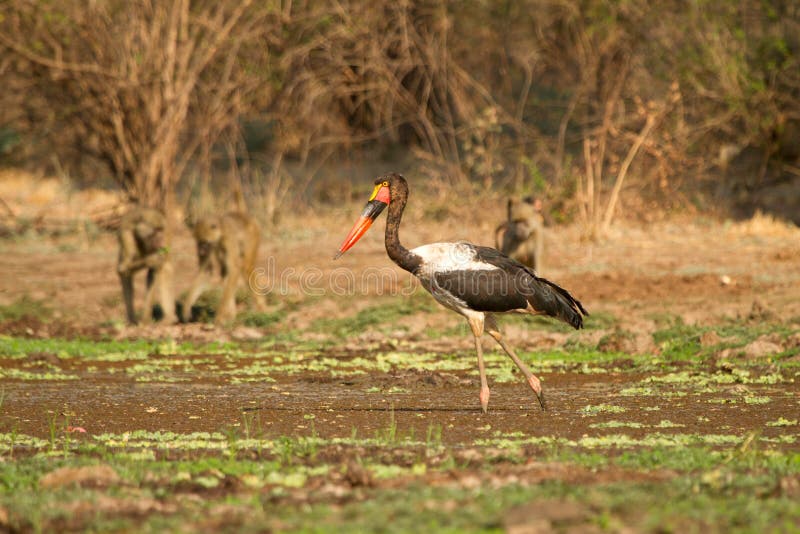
536, 390, 547, 411
527, 375, 546, 411
479, 386, 490, 414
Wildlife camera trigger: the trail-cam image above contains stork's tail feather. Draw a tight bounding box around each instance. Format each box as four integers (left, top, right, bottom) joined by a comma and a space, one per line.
525, 274, 588, 330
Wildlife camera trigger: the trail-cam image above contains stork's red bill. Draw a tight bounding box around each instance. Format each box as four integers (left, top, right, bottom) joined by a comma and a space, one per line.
334, 181, 391, 259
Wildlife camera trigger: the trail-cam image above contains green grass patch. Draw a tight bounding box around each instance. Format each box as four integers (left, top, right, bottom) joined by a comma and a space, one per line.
0, 337, 236, 360
0, 423, 798, 533
4, 451, 797, 533
0, 296, 53, 322
653, 316, 799, 362
311, 295, 436, 339
766, 418, 798, 427
237, 310, 286, 328
0, 368, 78, 381
580, 404, 627, 416
589, 420, 643, 429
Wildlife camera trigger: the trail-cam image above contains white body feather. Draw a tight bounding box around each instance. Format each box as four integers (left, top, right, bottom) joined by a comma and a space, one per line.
410, 242, 499, 276
410, 242, 501, 318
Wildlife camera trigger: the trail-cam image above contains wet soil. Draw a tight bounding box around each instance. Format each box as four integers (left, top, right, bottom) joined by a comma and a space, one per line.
2, 355, 798, 447
2, 216, 800, 449
1, 214, 800, 532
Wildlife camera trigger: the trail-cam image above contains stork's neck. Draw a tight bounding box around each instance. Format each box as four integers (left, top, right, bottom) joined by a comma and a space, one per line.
385, 183, 421, 274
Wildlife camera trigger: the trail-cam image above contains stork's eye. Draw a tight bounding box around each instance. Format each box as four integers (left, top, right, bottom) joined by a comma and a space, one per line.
382, 181, 389, 187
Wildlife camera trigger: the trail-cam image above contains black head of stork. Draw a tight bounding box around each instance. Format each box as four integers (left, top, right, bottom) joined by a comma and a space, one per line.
334, 174, 421, 272
334, 173, 588, 413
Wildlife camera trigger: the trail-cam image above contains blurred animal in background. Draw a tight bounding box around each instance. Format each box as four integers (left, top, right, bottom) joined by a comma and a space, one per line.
181, 212, 267, 324
494, 196, 545, 272
117, 206, 177, 325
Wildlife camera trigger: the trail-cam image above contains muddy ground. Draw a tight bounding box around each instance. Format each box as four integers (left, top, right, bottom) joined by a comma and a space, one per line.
0, 212, 798, 436
0, 350, 798, 446
1, 201, 799, 531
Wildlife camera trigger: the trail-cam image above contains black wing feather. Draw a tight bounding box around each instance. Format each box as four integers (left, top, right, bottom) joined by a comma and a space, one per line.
470, 245, 588, 329
432, 269, 529, 312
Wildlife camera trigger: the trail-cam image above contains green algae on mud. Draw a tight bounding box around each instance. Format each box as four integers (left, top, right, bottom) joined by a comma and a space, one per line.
0, 311, 799, 533
0, 434, 799, 533
580, 404, 627, 416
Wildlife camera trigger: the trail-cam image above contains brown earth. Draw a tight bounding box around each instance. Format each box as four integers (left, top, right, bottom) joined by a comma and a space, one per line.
1, 181, 800, 532
1, 360, 799, 446
1, 206, 799, 445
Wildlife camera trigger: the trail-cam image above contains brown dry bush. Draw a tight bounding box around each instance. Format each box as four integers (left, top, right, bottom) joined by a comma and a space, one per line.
0, 0, 280, 211
1, 1, 799, 227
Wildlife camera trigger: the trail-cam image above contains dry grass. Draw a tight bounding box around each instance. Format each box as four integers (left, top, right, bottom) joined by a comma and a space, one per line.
726, 210, 800, 238
0, 169, 120, 221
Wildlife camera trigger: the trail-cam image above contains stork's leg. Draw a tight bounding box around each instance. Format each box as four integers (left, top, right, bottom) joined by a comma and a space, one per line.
474, 335, 491, 413
486, 323, 546, 411
466, 315, 490, 413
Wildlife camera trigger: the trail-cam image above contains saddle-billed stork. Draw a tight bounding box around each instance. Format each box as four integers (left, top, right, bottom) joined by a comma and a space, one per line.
334, 173, 587, 413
